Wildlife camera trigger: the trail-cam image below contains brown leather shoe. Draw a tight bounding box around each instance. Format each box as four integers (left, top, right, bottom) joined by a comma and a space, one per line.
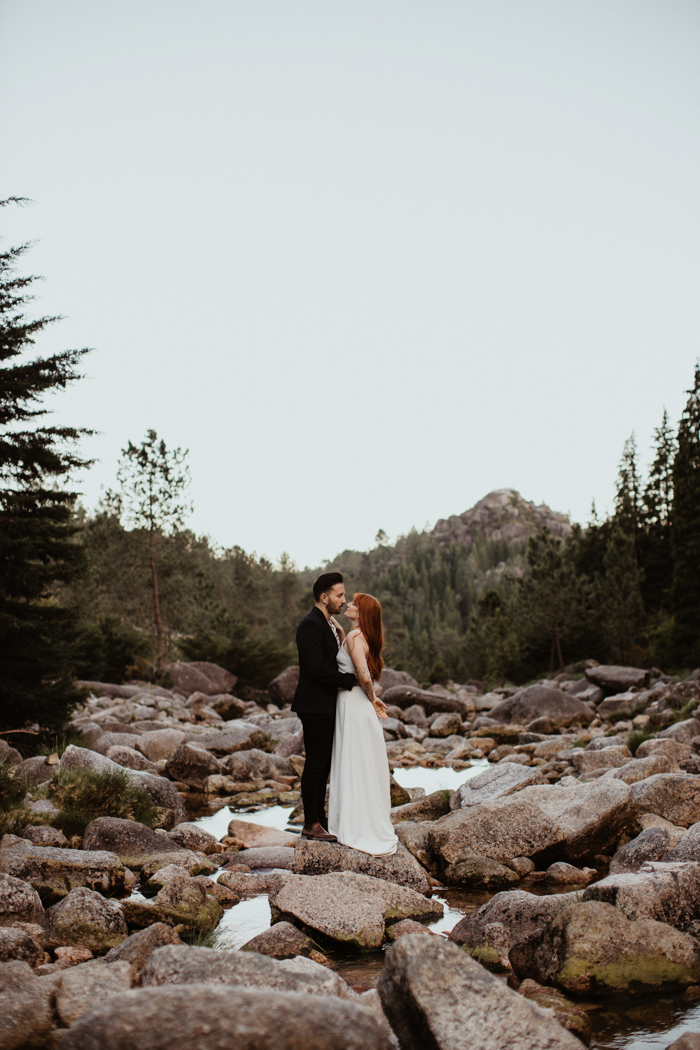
301, 822, 337, 842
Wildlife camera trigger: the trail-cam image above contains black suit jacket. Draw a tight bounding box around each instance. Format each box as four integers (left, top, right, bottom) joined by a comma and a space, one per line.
291, 607, 356, 714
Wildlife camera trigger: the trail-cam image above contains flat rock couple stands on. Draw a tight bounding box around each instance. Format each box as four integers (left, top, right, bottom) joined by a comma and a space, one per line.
291, 571, 399, 856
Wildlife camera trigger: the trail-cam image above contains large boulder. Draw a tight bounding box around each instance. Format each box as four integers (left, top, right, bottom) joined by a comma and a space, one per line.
0, 928, 43, 966
0, 873, 43, 926
121, 873, 222, 931
0, 960, 54, 1049
450, 763, 545, 810
292, 840, 430, 894
597, 692, 652, 720
239, 921, 320, 960
510, 899, 700, 993
165, 660, 237, 697
269, 871, 439, 949
631, 774, 700, 827
447, 889, 579, 970
195, 721, 269, 756
665, 822, 700, 863
660, 719, 700, 745
222, 748, 293, 781
429, 779, 635, 877
609, 826, 684, 874
93, 731, 142, 755
380, 668, 420, 692
225, 846, 295, 870
377, 934, 582, 1050
136, 729, 186, 762
165, 743, 222, 786
608, 753, 680, 785
54, 958, 133, 1027
60, 746, 186, 824
390, 790, 452, 825
585, 665, 649, 693
167, 823, 220, 854
380, 685, 468, 717
141, 943, 356, 1000
106, 745, 159, 773
60, 985, 391, 1050
44, 886, 128, 952
583, 861, 700, 929
103, 923, 182, 972
82, 817, 184, 869
570, 745, 632, 774
487, 685, 594, 727
226, 819, 297, 850
0, 740, 22, 766
0, 836, 125, 902
637, 739, 694, 762
17, 755, 55, 785
268, 667, 300, 705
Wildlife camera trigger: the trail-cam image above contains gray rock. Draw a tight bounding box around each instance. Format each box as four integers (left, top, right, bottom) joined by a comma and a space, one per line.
293, 840, 430, 894
0, 741, 22, 766
195, 721, 269, 755
106, 745, 159, 772
449, 890, 579, 970
393, 822, 431, 864
0, 960, 54, 1049
610, 826, 683, 873
268, 874, 387, 949
240, 921, 320, 959
121, 873, 222, 931
225, 819, 297, 850
430, 713, 463, 737
0, 836, 125, 902
378, 934, 581, 1050
45, 886, 128, 952
141, 943, 355, 999
141, 864, 192, 895
103, 923, 182, 972
583, 861, 700, 929
55, 958, 133, 1026
487, 685, 594, 728
571, 745, 632, 773
217, 870, 289, 896
60, 984, 390, 1050
665, 822, 700, 862
381, 669, 420, 692
665, 1036, 700, 1050
17, 755, 54, 785
510, 899, 700, 993
450, 763, 546, 810
274, 731, 305, 758
585, 665, 649, 693
268, 667, 300, 705
166, 660, 237, 697
380, 685, 468, 717
390, 790, 453, 824
0, 927, 43, 966
637, 739, 695, 762
20, 825, 67, 848
164, 743, 222, 786
631, 774, 700, 827
167, 822, 220, 854
140, 850, 216, 878
597, 692, 652, 719
136, 729, 186, 761
545, 862, 593, 885
225, 846, 296, 870
609, 753, 680, 784
208, 694, 247, 720
0, 872, 44, 926
60, 746, 187, 824
430, 779, 635, 874
585, 734, 627, 751
660, 719, 700, 744
93, 731, 142, 755
222, 748, 293, 781
82, 816, 183, 868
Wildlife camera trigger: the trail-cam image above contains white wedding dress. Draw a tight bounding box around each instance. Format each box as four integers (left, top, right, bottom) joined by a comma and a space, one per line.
328, 640, 398, 856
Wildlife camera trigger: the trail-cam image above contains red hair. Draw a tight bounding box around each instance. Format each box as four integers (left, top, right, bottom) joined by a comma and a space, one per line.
354, 593, 385, 682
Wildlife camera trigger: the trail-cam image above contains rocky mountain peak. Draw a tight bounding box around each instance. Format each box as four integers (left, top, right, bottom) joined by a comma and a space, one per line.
431, 488, 571, 548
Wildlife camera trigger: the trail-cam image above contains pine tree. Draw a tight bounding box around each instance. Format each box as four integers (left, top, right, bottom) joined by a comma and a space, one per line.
641, 409, 676, 614
601, 527, 645, 664
671, 364, 700, 666
0, 200, 92, 730
614, 433, 642, 544
113, 430, 192, 671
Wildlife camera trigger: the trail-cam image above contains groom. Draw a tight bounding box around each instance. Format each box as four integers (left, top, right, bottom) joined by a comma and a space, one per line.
291, 571, 356, 842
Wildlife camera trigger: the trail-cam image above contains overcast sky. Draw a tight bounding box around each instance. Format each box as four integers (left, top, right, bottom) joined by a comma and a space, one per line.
1, 1, 699, 567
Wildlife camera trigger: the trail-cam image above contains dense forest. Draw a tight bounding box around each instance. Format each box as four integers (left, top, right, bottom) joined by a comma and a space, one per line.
2, 205, 700, 730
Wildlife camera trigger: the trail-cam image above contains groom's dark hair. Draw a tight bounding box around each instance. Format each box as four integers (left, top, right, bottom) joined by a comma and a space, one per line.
313, 571, 344, 602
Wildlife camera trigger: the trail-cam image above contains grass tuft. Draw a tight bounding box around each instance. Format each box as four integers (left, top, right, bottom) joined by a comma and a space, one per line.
627, 728, 657, 756
49, 767, 159, 836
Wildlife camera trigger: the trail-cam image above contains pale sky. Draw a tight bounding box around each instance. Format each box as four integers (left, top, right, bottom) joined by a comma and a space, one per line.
1, 1, 698, 567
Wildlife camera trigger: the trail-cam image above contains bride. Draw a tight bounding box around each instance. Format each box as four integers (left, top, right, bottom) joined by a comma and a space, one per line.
328, 592, 398, 856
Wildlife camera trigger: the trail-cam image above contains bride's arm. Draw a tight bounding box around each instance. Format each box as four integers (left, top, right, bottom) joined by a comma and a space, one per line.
346, 631, 388, 720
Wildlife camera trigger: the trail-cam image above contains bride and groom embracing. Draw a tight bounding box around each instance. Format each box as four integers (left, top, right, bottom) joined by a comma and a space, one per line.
291, 571, 399, 857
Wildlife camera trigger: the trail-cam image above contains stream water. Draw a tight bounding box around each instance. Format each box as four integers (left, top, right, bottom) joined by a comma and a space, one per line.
190, 764, 700, 1049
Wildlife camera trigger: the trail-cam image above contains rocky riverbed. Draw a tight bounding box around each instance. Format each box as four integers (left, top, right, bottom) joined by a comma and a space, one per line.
3, 659, 700, 1048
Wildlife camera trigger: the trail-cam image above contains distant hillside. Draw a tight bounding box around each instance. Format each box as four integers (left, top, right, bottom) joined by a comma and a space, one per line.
314, 488, 572, 683
432, 489, 571, 547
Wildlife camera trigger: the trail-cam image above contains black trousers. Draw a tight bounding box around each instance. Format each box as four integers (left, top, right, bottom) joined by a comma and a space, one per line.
298, 711, 335, 827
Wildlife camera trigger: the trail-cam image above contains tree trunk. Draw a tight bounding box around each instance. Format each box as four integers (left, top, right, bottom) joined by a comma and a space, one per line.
150, 527, 164, 674
554, 619, 564, 670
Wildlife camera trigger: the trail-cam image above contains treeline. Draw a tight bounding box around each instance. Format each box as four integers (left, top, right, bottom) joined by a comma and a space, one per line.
2, 204, 700, 733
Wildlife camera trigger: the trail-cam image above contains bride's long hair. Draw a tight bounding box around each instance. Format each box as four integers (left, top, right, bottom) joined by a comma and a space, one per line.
354, 593, 385, 682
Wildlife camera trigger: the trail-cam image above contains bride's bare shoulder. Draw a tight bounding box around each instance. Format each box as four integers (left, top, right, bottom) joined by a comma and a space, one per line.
346, 628, 366, 647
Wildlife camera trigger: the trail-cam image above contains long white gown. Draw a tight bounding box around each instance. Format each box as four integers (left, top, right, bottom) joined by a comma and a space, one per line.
328, 641, 398, 856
